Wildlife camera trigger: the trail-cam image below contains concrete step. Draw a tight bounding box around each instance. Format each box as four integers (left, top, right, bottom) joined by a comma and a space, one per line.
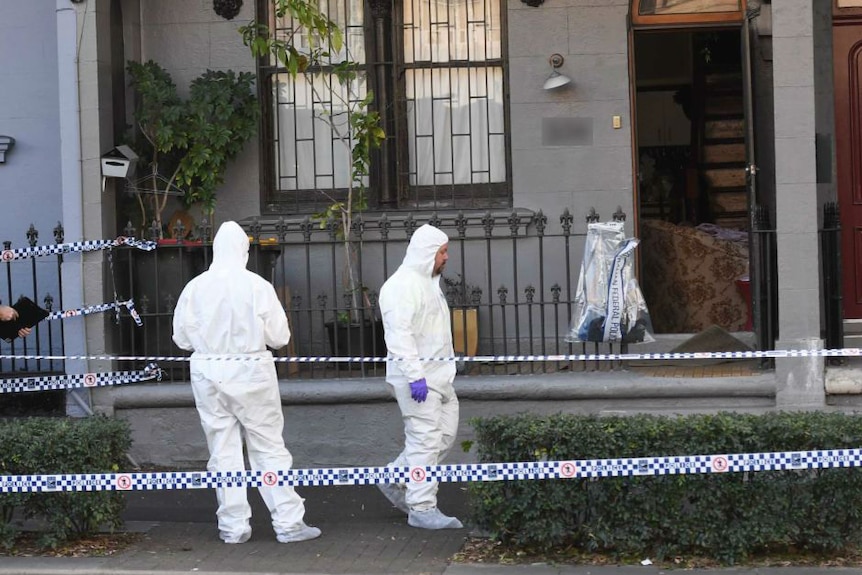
844, 319, 862, 335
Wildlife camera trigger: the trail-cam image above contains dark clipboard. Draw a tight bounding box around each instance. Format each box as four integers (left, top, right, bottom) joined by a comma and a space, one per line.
0, 296, 49, 342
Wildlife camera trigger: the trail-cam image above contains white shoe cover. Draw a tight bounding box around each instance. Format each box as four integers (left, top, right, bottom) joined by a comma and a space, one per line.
407, 507, 463, 530
276, 523, 322, 543
378, 483, 409, 514
220, 529, 252, 544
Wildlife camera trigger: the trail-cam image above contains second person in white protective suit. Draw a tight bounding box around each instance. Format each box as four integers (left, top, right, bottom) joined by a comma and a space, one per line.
377, 223, 463, 530
172, 221, 320, 545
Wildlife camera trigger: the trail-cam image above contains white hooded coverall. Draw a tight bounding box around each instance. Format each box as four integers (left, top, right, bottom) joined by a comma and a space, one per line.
378, 224, 458, 512
172, 221, 307, 540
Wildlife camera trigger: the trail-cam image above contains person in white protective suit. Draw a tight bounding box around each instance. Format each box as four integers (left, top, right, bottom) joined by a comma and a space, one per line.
377, 224, 463, 530
172, 221, 320, 545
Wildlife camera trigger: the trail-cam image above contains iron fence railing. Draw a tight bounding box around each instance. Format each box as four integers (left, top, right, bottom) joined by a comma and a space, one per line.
751, 205, 777, 363
0, 222, 67, 415
820, 201, 843, 361
116, 208, 634, 381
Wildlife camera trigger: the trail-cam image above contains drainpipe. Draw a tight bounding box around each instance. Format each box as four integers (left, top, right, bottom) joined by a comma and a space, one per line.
56, 0, 91, 417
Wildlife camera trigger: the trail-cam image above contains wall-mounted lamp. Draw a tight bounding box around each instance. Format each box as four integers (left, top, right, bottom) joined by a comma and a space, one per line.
0, 136, 15, 163
543, 54, 571, 90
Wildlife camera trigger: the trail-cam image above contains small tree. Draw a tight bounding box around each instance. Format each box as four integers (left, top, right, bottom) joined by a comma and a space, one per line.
126, 61, 259, 237
240, 0, 385, 323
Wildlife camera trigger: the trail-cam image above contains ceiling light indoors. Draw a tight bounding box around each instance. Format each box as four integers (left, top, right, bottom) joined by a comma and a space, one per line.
543, 53, 571, 90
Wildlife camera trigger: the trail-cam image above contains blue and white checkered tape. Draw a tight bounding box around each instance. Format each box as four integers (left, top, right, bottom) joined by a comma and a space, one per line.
3, 449, 862, 493
0, 237, 156, 262
0, 363, 161, 394
2, 347, 862, 367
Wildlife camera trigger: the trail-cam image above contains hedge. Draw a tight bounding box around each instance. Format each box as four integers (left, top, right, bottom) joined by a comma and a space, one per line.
469, 411, 862, 564
0, 415, 132, 548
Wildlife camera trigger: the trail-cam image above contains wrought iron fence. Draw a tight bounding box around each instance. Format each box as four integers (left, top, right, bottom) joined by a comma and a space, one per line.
820, 201, 843, 361
115, 208, 633, 381
751, 205, 778, 362
0, 223, 67, 415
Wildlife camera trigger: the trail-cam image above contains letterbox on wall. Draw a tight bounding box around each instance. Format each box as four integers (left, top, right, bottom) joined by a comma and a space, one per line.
100, 145, 139, 191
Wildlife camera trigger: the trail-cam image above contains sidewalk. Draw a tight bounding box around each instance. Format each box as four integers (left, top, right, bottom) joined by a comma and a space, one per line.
2, 484, 861, 575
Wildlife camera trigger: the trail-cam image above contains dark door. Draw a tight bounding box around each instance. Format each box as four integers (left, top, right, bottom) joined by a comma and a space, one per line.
834, 20, 862, 318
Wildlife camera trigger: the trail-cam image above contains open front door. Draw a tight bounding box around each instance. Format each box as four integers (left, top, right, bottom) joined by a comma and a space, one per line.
631, 0, 753, 335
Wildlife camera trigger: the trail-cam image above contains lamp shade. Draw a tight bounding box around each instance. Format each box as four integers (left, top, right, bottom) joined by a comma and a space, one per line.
543, 71, 571, 90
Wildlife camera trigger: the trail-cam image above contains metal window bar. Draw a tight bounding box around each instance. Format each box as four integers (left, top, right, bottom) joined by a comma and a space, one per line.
396, 0, 509, 209
265, 0, 368, 213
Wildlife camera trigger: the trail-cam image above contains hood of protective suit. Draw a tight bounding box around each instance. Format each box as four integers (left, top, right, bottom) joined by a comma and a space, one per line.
210, 221, 250, 272
400, 224, 449, 277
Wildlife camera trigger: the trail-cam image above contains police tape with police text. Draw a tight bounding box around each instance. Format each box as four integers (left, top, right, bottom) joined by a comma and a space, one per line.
1, 346, 861, 367
2, 448, 861, 493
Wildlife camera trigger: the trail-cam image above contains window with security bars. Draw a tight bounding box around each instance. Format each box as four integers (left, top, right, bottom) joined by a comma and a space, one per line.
258, 0, 510, 212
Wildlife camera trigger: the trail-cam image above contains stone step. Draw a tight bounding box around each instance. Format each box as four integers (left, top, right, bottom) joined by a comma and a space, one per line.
845, 319, 862, 335
703, 143, 746, 164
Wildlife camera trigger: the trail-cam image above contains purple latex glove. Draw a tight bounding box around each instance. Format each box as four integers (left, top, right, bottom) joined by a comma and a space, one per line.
409, 378, 428, 403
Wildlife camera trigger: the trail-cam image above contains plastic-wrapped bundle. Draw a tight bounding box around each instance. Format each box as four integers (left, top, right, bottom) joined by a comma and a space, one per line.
566, 221, 655, 344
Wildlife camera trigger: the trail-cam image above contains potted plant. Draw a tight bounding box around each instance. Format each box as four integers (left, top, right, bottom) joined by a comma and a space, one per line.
125, 60, 259, 239
241, 1, 386, 364
443, 274, 482, 358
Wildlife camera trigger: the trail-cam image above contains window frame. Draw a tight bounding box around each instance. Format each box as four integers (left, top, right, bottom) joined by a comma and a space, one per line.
257, 0, 512, 214
631, 0, 747, 28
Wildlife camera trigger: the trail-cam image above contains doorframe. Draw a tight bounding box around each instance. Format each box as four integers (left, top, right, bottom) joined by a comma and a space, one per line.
627, 3, 756, 336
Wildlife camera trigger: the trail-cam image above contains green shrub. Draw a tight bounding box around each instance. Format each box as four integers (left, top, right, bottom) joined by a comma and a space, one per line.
469, 412, 862, 564
0, 416, 131, 547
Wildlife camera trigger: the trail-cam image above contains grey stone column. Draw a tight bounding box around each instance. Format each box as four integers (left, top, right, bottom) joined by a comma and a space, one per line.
771, 0, 824, 409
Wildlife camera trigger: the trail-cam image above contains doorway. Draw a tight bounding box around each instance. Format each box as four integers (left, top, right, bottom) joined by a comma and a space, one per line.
632, 28, 753, 334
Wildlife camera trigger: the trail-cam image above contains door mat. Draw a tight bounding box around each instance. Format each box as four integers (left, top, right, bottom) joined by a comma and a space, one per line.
628, 324, 755, 368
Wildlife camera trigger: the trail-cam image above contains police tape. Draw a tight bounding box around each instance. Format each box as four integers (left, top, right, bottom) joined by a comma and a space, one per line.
46, 299, 143, 327
0, 237, 156, 262
0, 363, 162, 394
0, 347, 860, 364
2, 449, 861, 492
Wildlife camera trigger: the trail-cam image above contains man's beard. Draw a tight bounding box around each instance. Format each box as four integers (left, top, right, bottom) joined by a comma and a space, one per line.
433, 262, 446, 276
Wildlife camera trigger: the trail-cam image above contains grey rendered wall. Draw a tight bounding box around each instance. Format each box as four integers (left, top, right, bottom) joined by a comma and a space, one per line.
0, 3, 63, 252
0, 1, 76, 382
507, 0, 634, 237
136, 0, 260, 225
